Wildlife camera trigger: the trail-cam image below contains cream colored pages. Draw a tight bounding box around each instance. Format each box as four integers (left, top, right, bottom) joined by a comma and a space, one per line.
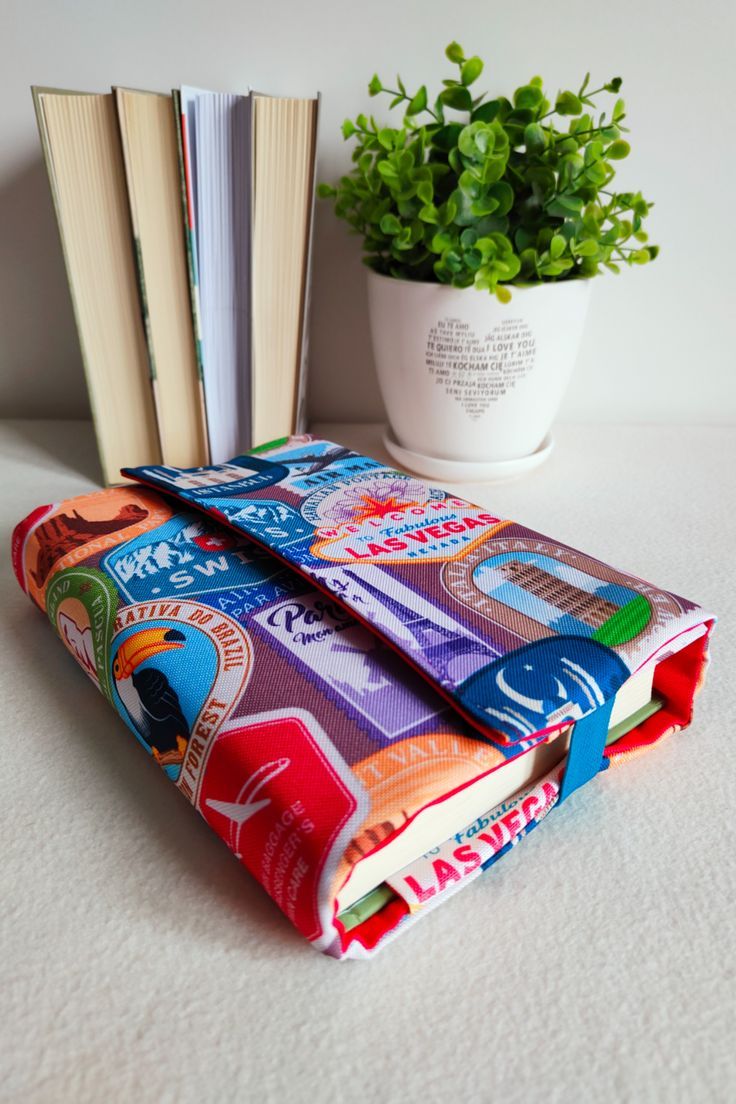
191, 91, 252, 462
252, 96, 317, 445
337, 663, 657, 911
35, 91, 161, 483
116, 89, 209, 468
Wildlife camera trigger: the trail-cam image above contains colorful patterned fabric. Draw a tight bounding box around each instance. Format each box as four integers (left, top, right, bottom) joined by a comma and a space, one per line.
12, 437, 713, 958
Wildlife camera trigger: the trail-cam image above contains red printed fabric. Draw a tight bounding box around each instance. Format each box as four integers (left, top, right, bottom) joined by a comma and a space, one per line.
12, 437, 713, 958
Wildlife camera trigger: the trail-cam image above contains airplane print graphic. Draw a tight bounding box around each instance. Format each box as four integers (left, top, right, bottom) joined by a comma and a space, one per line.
205, 757, 290, 838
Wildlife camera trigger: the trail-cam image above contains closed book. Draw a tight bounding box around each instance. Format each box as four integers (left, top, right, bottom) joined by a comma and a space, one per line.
31, 87, 161, 484
114, 87, 209, 468
251, 94, 319, 442
12, 437, 713, 957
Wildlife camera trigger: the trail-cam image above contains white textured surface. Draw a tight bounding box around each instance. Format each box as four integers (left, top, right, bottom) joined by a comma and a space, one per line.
1, 419, 734, 1103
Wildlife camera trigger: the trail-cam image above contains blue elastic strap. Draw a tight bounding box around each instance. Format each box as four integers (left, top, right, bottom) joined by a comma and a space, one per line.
558, 696, 615, 804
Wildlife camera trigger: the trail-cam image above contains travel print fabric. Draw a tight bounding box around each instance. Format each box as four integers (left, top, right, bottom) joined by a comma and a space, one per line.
12, 436, 713, 958
125, 437, 713, 780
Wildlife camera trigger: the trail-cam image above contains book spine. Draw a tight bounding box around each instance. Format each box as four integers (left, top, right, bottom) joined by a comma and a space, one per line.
237, 93, 253, 452
31, 88, 115, 485
114, 89, 166, 463
293, 93, 321, 435
172, 89, 211, 463
132, 234, 156, 381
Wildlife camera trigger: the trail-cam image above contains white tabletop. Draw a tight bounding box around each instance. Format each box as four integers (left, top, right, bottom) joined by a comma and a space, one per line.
2, 419, 734, 1103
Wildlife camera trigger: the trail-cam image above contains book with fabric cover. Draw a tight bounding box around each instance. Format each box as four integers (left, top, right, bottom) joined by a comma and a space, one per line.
12, 437, 714, 958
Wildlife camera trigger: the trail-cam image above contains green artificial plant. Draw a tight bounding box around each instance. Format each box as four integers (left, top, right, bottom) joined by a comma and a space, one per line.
319, 42, 658, 301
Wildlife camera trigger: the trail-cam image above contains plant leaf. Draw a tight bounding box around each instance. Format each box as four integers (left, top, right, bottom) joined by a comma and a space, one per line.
524, 122, 546, 153
549, 234, 566, 259
440, 85, 473, 111
461, 57, 484, 86
514, 85, 544, 110
607, 139, 631, 159
380, 213, 402, 235
407, 85, 428, 116
555, 91, 583, 115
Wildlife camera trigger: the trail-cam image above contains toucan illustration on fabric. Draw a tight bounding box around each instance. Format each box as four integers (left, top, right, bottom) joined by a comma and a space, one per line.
112, 627, 190, 766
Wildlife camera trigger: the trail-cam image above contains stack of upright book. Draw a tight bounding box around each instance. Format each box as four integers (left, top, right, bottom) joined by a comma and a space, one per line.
32, 84, 320, 483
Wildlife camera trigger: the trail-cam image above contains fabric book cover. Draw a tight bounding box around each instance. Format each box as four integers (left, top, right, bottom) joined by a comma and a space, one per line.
12, 437, 714, 958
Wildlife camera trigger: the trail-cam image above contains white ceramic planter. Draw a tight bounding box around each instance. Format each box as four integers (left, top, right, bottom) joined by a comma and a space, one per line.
367, 270, 592, 480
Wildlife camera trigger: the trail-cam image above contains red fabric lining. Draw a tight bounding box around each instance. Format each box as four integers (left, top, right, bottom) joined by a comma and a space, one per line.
605, 625, 712, 761
338, 897, 411, 954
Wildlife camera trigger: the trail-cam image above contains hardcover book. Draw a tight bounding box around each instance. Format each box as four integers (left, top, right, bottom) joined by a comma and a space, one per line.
250, 94, 320, 442
31, 88, 162, 483
12, 438, 714, 958
115, 87, 209, 468
32, 82, 320, 482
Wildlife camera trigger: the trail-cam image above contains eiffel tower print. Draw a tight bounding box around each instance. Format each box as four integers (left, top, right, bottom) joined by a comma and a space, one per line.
342, 569, 492, 684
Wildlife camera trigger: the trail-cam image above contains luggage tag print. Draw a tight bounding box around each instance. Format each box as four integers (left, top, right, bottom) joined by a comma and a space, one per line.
45, 566, 120, 702
15, 488, 173, 609
457, 636, 630, 800
457, 636, 630, 743
249, 439, 384, 496
110, 599, 252, 790
199, 708, 368, 946
102, 514, 297, 604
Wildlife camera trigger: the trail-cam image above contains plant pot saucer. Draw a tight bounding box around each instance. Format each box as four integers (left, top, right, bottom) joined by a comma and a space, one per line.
382, 428, 554, 483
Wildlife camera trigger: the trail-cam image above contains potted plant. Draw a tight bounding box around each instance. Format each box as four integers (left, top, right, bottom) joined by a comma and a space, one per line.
319, 42, 658, 479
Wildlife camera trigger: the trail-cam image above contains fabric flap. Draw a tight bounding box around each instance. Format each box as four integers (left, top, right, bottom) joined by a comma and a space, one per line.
123, 437, 715, 801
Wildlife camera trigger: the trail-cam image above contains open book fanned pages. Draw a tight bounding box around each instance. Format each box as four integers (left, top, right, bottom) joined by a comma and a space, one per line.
31, 84, 319, 481
12, 438, 714, 959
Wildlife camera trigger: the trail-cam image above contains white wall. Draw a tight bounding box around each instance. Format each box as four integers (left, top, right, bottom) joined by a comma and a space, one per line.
2, 0, 735, 423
